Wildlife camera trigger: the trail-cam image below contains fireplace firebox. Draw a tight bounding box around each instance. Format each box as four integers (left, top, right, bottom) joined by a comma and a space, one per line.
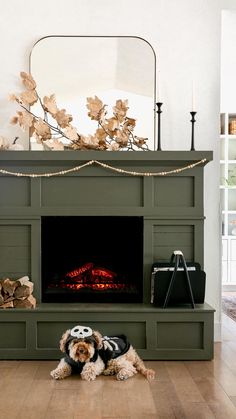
41, 216, 143, 303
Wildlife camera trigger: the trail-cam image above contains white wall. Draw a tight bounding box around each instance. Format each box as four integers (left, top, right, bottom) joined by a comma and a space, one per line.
221, 10, 236, 112
0, 0, 223, 338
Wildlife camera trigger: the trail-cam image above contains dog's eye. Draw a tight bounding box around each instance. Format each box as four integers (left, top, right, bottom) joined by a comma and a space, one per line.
84, 328, 89, 332
74, 328, 79, 332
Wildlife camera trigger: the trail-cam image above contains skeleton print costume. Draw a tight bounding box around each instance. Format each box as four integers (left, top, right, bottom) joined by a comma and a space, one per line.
63, 325, 131, 373
99, 335, 131, 365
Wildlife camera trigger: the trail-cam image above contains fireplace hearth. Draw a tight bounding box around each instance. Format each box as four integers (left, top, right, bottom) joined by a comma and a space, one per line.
41, 216, 143, 303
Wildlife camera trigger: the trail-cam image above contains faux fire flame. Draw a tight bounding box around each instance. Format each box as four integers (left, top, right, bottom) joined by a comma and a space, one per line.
51, 262, 126, 291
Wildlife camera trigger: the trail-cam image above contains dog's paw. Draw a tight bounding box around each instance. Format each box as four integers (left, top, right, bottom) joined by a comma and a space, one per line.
103, 368, 116, 376
145, 369, 156, 381
116, 370, 131, 381
117, 373, 128, 380
81, 371, 97, 381
50, 369, 64, 380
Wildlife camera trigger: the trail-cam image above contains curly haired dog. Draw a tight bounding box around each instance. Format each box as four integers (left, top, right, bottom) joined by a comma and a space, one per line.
50, 325, 155, 381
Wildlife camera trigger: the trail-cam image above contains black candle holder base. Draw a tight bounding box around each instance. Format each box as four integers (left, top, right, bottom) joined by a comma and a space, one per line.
156, 102, 163, 151
190, 111, 197, 151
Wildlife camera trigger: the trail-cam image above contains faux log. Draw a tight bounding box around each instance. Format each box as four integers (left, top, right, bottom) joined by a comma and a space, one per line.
0, 283, 3, 304
2, 278, 19, 296
14, 283, 34, 299
0, 295, 15, 306
0, 301, 14, 309
0, 276, 36, 309
13, 295, 36, 309
16, 276, 31, 287
2, 296, 15, 303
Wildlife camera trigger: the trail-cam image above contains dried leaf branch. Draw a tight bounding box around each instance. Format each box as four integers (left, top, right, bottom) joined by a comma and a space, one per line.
10, 72, 149, 151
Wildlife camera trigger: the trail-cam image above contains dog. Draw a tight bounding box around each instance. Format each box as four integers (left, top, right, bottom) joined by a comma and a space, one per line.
50, 324, 155, 381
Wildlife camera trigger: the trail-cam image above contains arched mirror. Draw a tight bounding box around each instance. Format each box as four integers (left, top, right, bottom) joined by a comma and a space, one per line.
30, 36, 156, 150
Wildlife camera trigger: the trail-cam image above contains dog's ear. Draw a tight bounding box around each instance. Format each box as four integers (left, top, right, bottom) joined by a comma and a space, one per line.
92, 330, 103, 349
59, 329, 71, 352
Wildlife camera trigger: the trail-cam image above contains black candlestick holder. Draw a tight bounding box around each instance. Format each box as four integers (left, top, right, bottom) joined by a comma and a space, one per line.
190, 111, 197, 151
156, 102, 163, 151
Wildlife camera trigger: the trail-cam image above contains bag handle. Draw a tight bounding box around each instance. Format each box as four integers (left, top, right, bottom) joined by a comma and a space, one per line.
170, 250, 184, 265
163, 250, 195, 309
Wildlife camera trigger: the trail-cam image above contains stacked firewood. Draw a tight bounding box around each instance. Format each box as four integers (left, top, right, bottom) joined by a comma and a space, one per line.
0, 276, 36, 309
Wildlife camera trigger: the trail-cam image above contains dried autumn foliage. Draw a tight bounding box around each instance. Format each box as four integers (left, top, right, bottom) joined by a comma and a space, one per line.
34, 119, 51, 141
20, 72, 36, 90
86, 96, 106, 121
113, 99, 129, 122
64, 126, 79, 143
11, 111, 34, 130
20, 90, 38, 106
43, 94, 59, 115
80, 135, 100, 150
44, 139, 65, 150
10, 72, 149, 151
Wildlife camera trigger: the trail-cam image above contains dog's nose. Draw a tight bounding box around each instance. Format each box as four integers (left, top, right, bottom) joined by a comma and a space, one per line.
79, 348, 84, 354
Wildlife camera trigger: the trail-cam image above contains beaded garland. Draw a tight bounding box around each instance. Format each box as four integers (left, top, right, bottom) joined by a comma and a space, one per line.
0, 158, 207, 178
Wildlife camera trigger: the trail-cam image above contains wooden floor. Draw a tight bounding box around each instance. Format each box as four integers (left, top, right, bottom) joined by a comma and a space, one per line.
1, 315, 236, 419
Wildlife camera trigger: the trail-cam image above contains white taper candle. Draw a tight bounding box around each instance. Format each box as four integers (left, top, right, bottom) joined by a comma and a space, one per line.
192, 80, 195, 111
157, 71, 161, 102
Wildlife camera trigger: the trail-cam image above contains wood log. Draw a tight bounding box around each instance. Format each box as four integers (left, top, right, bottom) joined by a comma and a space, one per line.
3, 293, 15, 301
2, 278, 19, 296
13, 294, 36, 309
14, 282, 33, 299
27, 294, 36, 308
0, 301, 14, 309
0, 282, 3, 304
0, 277, 36, 309
1, 296, 15, 304
16, 276, 31, 287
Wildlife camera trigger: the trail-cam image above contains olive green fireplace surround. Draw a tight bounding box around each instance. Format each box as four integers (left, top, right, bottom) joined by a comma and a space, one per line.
0, 150, 214, 360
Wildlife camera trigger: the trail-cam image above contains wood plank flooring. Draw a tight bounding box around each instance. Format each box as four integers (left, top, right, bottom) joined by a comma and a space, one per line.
0, 314, 236, 419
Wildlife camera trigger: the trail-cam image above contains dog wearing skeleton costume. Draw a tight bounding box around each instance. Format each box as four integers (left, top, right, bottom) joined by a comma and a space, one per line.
50, 325, 155, 381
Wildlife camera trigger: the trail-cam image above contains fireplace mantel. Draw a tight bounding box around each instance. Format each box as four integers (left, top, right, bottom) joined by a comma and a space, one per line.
0, 150, 214, 360
0, 149, 212, 163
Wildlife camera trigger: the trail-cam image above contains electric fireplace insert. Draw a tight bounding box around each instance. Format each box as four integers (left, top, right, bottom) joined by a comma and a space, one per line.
41, 216, 143, 303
